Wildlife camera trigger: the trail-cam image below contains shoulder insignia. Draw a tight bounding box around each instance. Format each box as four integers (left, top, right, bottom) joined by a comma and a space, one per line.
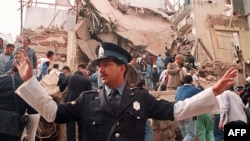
83, 90, 99, 94
155, 97, 161, 101
131, 87, 144, 91
70, 101, 77, 105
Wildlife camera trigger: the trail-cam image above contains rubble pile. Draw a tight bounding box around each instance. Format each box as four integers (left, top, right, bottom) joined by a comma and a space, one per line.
15, 1, 247, 140
15, 26, 68, 67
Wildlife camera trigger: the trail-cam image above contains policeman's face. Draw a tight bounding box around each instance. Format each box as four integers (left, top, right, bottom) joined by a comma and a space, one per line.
98, 58, 125, 88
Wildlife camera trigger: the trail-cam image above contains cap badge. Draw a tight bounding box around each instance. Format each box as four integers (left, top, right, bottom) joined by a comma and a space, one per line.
98, 44, 104, 57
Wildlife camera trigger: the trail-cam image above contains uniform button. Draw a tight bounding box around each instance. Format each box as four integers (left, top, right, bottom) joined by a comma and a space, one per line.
137, 116, 140, 119
116, 122, 119, 126
115, 133, 120, 138
131, 93, 134, 95
92, 121, 95, 125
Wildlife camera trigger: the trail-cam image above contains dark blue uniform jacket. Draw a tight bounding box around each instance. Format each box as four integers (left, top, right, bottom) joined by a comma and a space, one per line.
55, 86, 175, 141
0, 74, 37, 138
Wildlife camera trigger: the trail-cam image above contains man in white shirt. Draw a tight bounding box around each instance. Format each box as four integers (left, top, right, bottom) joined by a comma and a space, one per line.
217, 88, 247, 128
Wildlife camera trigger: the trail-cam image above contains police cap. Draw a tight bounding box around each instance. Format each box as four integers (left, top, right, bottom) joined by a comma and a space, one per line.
94, 42, 132, 64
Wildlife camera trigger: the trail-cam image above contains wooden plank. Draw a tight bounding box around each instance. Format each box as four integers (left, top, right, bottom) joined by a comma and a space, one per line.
198, 38, 213, 61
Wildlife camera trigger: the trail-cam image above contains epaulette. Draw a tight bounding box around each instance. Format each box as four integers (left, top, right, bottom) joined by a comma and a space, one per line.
131, 87, 145, 91
83, 89, 99, 94
69, 90, 99, 105
69, 101, 77, 105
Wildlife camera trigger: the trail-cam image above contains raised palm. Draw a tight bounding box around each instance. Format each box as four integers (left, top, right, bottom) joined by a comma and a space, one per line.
212, 67, 237, 95
14, 50, 33, 81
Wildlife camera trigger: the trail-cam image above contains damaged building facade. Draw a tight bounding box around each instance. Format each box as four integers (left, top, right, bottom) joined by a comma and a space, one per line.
172, 0, 250, 86
17, 0, 177, 72
17, 0, 250, 85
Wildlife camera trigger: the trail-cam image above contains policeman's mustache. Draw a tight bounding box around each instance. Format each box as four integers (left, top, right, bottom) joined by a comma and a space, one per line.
99, 73, 108, 77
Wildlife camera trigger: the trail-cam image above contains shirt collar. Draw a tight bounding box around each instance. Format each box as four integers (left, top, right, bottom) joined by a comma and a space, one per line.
105, 83, 125, 97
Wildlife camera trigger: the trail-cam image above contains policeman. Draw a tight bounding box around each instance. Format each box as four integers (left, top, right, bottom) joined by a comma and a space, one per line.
14, 42, 237, 141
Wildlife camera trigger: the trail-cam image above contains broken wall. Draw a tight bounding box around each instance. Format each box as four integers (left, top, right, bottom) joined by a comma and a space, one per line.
84, 0, 176, 58
18, 6, 78, 71
24, 7, 76, 31
15, 27, 69, 70
186, 0, 250, 86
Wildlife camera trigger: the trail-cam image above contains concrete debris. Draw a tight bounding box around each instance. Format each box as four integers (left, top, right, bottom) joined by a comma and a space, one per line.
15, 26, 68, 68
15, 0, 250, 140
86, 0, 176, 57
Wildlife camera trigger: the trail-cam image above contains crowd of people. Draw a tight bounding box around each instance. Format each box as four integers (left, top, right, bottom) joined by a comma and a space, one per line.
0, 37, 249, 141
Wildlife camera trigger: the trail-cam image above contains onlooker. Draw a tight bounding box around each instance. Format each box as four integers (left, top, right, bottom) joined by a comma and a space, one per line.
14, 37, 37, 75
164, 52, 171, 68
36, 51, 54, 81
49, 63, 60, 75
196, 86, 215, 141
188, 69, 200, 87
178, 63, 187, 85
145, 62, 154, 90
186, 52, 196, 69
0, 66, 37, 141
156, 54, 164, 74
0, 43, 15, 74
152, 65, 159, 90
0, 38, 4, 53
175, 75, 201, 141
167, 54, 183, 90
78, 63, 88, 78
57, 66, 71, 92
243, 77, 250, 104
87, 61, 99, 89
137, 54, 147, 76
64, 70, 92, 141
197, 112, 215, 141
234, 86, 247, 104
157, 68, 168, 91
125, 56, 140, 88
213, 113, 224, 141
87, 61, 103, 89
217, 87, 247, 128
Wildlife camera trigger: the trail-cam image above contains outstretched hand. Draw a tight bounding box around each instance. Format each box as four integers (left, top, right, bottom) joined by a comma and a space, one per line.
212, 67, 237, 95
13, 50, 33, 81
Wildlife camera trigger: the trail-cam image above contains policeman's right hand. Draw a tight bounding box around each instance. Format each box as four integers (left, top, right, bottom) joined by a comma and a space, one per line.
14, 50, 33, 81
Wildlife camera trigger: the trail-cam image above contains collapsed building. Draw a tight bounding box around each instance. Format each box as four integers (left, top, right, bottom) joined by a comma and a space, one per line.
17, 0, 177, 71
16, 0, 250, 86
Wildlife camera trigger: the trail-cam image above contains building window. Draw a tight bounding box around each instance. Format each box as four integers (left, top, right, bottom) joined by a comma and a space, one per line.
232, 0, 245, 15
185, 0, 191, 5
